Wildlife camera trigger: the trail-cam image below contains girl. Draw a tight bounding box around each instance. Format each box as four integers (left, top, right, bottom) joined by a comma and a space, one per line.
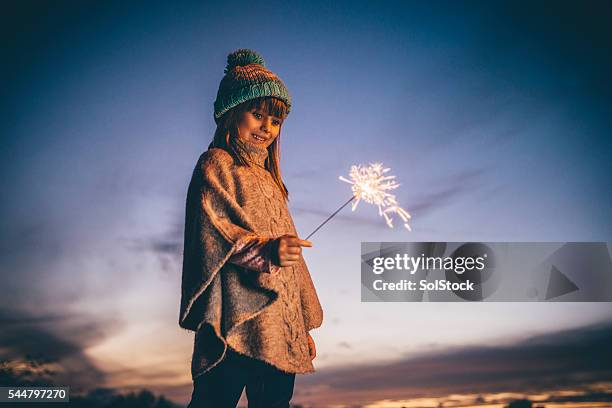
179, 49, 324, 408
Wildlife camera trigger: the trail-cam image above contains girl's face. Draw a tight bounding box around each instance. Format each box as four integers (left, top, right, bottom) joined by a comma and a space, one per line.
236, 107, 283, 148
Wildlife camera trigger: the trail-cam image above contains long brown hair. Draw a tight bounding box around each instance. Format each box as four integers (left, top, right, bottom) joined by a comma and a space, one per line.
209, 97, 289, 200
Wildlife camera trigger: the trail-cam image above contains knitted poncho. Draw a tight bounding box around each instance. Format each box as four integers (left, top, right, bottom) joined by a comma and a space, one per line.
179, 140, 324, 379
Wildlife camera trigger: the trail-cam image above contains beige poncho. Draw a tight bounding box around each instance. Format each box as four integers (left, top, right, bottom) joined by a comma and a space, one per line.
179, 139, 324, 380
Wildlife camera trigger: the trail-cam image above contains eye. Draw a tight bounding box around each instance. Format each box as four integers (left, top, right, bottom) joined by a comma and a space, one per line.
252, 111, 263, 119
272, 119, 281, 126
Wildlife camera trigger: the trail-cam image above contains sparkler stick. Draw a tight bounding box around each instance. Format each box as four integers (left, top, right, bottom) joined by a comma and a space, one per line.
304, 163, 412, 240
305, 196, 355, 240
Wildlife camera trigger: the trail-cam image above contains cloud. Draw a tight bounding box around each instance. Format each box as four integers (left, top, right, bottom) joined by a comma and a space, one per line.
294, 320, 612, 406
406, 168, 488, 217
291, 206, 384, 227
0, 307, 123, 393
337, 341, 351, 349
293, 167, 490, 228
126, 222, 184, 274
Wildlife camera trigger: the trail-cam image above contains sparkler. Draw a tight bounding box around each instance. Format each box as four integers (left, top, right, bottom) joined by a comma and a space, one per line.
305, 163, 411, 240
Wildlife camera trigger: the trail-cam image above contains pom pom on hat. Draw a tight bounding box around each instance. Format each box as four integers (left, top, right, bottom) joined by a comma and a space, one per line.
224, 49, 266, 73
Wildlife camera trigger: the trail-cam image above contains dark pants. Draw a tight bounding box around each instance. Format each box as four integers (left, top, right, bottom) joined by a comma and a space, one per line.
187, 348, 296, 408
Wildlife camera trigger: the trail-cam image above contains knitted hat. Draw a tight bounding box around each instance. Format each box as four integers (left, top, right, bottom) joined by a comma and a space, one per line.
213, 49, 292, 123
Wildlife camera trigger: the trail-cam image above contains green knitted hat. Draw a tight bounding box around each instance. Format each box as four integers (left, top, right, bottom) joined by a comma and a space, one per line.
213, 49, 292, 123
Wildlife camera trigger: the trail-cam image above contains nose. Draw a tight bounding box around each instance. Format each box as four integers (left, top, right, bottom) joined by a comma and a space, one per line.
260, 118, 271, 133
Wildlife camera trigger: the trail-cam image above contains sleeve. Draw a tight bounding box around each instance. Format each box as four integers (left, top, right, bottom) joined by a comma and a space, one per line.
229, 236, 282, 274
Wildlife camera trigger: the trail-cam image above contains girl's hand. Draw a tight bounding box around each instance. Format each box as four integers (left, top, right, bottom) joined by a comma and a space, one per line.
276, 235, 312, 267
306, 332, 316, 360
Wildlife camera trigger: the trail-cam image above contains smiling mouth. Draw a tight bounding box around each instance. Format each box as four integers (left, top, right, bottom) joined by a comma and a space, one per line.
251, 133, 267, 142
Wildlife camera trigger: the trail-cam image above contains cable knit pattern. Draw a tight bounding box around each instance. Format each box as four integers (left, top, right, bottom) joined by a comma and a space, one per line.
179, 142, 323, 380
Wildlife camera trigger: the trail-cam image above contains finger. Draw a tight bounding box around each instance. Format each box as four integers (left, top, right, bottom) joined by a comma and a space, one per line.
285, 236, 301, 246
286, 247, 301, 255
297, 239, 312, 247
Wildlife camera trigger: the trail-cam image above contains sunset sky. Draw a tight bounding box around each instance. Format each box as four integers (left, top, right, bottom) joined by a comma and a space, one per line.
1, 1, 611, 406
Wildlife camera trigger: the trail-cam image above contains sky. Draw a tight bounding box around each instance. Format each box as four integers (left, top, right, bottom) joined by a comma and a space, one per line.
1, 0, 611, 406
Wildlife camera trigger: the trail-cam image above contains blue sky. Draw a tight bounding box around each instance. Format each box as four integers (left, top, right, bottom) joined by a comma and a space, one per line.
1, 0, 611, 405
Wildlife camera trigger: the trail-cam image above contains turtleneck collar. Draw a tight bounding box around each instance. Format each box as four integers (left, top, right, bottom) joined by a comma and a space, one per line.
231, 136, 269, 168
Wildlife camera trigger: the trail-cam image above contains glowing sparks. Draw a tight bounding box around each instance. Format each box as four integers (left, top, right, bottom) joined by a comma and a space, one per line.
305, 162, 412, 240
339, 163, 412, 231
